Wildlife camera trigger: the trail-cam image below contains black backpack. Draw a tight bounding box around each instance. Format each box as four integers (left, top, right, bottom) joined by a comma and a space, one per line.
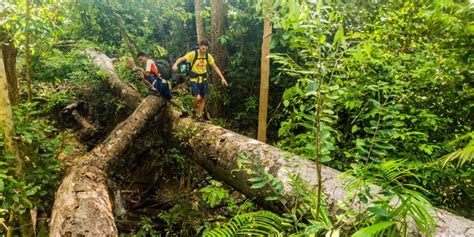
154, 59, 171, 80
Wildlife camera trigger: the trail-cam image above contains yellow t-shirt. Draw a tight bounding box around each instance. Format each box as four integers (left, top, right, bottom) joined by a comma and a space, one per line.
185, 51, 215, 75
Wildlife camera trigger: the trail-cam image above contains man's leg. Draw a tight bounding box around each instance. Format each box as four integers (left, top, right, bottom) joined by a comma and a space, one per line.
169, 99, 188, 116
196, 95, 202, 117
191, 82, 199, 118
200, 96, 207, 118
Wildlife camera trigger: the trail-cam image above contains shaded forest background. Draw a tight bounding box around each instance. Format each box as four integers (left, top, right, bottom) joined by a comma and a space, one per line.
0, 0, 472, 236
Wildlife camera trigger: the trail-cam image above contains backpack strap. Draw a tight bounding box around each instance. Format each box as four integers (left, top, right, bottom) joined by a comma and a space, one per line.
191, 49, 199, 69
191, 49, 210, 69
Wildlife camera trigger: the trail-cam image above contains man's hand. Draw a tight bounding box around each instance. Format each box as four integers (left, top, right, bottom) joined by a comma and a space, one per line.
221, 78, 229, 87
172, 64, 178, 72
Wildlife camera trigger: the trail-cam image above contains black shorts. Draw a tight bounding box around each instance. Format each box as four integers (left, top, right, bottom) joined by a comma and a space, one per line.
151, 78, 172, 100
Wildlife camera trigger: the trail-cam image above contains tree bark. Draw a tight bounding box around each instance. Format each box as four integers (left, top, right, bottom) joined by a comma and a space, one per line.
49, 52, 166, 236
1, 32, 19, 105
195, 0, 205, 42
159, 111, 474, 236
25, 0, 32, 102
209, 0, 228, 117
83, 49, 142, 106
257, 0, 272, 143
210, 0, 227, 69
0, 47, 34, 237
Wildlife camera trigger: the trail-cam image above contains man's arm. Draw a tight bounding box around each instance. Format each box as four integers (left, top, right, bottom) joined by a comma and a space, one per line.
211, 63, 228, 86
135, 65, 154, 77
134, 67, 155, 89
172, 56, 187, 72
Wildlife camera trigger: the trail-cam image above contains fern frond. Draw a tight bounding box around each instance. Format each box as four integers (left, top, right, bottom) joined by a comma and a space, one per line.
351, 221, 397, 237
204, 211, 284, 237
377, 159, 417, 186
441, 145, 474, 168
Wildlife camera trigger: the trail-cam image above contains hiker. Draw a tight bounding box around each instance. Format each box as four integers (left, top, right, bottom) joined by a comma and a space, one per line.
134, 52, 188, 116
172, 40, 228, 121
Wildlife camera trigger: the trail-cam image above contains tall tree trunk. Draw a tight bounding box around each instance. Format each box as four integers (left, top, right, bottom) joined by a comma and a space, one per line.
210, 0, 227, 70
195, 0, 205, 42
209, 0, 228, 117
1, 32, 19, 105
49, 52, 166, 236
0, 48, 34, 237
25, 0, 32, 102
257, 0, 272, 143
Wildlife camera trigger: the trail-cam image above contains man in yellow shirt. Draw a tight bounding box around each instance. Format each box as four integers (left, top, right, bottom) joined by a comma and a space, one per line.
172, 40, 228, 121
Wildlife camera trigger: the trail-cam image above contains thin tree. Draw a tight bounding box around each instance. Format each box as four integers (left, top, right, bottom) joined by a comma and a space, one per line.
1, 31, 19, 105
257, 0, 272, 143
25, 0, 32, 102
195, 0, 205, 42
0, 49, 34, 237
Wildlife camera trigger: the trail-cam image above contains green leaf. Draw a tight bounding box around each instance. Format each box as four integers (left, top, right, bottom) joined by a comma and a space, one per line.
265, 196, 279, 201
352, 221, 396, 237
352, 125, 360, 133
283, 100, 290, 107
251, 181, 267, 189
367, 206, 390, 217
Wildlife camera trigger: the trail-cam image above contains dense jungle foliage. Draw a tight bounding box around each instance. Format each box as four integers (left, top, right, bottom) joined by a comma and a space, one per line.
0, 0, 472, 236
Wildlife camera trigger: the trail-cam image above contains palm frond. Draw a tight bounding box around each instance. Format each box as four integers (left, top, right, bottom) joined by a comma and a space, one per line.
204, 211, 284, 237
441, 132, 474, 168
351, 221, 397, 237
441, 145, 474, 168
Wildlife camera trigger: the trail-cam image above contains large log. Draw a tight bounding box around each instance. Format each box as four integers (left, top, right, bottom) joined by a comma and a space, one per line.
49, 52, 166, 236
58, 51, 474, 236
159, 111, 474, 236
83, 48, 142, 105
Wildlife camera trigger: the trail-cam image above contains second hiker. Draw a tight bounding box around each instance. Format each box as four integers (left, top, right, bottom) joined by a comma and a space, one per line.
134, 52, 188, 116
172, 40, 228, 121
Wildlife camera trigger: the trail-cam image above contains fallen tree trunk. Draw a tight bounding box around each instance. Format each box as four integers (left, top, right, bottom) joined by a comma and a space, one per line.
49, 51, 166, 236
159, 110, 474, 236
59, 51, 473, 236
83, 48, 142, 105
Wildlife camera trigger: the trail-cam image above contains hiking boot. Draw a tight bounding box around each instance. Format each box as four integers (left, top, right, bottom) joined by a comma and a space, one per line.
196, 116, 205, 122
191, 110, 197, 119
180, 109, 189, 117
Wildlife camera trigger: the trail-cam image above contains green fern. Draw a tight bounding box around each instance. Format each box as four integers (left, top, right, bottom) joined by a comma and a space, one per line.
204, 211, 284, 237
346, 160, 435, 236
441, 132, 474, 168
351, 221, 397, 237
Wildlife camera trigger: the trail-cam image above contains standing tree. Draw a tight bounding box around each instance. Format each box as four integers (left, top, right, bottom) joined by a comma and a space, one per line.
209, 0, 228, 117
24, 0, 32, 102
0, 49, 34, 237
195, 0, 206, 42
257, 0, 272, 143
0, 31, 19, 105
210, 0, 227, 69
